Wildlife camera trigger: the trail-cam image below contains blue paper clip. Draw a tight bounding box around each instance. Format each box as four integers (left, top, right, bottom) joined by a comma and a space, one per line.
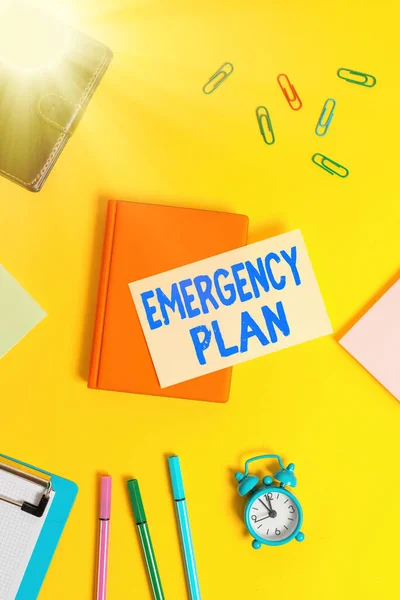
203, 62, 234, 94
256, 106, 275, 145
315, 98, 336, 137
337, 68, 376, 88
312, 153, 349, 178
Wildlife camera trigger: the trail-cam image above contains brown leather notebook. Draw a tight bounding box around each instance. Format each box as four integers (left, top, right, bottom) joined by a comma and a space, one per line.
88, 200, 248, 402
0, 9, 112, 192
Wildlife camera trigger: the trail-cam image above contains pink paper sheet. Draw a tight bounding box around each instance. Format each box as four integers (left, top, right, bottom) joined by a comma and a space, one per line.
340, 278, 400, 401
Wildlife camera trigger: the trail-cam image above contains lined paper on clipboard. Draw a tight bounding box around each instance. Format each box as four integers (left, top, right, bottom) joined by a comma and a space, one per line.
0, 466, 54, 600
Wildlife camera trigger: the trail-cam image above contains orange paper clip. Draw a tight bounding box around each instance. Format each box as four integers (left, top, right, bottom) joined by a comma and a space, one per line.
277, 74, 302, 110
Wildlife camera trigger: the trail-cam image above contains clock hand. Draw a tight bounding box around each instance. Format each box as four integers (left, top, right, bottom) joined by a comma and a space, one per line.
264, 495, 278, 519
259, 497, 278, 519
259, 498, 271, 513
255, 515, 270, 523
265, 494, 273, 512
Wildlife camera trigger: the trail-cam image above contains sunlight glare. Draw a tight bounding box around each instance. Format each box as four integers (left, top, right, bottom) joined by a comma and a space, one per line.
0, 0, 72, 74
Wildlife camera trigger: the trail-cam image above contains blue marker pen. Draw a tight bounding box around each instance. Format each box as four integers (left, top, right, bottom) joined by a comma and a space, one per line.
168, 456, 202, 600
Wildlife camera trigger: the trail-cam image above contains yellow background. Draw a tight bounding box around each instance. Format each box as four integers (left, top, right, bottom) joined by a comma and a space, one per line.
0, 1, 399, 598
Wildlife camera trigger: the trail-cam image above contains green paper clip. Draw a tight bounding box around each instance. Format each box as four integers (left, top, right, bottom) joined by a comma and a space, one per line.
256, 106, 275, 145
203, 62, 234, 94
337, 68, 376, 88
312, 153, 349, 178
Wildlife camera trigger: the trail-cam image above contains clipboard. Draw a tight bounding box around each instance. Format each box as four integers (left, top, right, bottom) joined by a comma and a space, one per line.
0, 454, 78, 600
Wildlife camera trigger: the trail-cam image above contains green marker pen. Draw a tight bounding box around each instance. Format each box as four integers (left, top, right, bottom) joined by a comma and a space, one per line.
127, 479, 165, 600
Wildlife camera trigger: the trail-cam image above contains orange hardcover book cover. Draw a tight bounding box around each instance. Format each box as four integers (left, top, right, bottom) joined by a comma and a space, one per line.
88, 200, 249, 402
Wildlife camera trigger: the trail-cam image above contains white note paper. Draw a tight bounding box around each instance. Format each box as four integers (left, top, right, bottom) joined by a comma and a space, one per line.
130, 230, 332, 387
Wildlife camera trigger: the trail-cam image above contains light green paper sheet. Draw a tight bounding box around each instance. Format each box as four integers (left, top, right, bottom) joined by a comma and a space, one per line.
0, 265, 46, 359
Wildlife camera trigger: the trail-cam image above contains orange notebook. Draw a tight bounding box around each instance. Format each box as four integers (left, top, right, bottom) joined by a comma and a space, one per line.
88, 200, 249, 402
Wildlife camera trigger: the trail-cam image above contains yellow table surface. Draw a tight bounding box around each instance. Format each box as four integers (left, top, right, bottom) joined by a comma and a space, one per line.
0, 1, 399, 598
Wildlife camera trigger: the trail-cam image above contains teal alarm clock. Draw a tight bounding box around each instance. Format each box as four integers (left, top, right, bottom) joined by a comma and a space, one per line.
235, 454, 305, 549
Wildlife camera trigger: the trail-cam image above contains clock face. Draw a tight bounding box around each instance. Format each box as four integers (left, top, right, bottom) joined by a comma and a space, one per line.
248, 489, 300, 543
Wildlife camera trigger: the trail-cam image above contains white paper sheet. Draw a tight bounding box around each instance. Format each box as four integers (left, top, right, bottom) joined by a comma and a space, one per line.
0, 469, 54, 600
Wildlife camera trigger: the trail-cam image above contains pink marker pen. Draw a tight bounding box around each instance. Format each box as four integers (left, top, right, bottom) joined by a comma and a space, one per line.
96, 476, 112, 600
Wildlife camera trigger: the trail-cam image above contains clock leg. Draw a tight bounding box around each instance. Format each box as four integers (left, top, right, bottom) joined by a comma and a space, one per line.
252, 540, 262, 550
295, 532, 305, 542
